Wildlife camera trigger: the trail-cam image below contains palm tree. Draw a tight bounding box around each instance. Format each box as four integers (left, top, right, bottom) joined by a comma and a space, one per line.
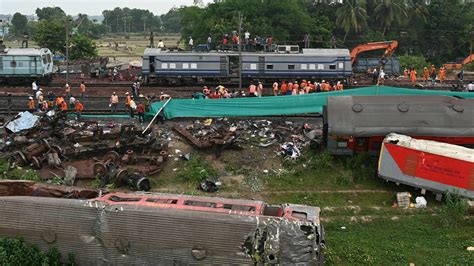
405, 0, 429, 24
375, 0, 408, 35
336, 0, 368, 42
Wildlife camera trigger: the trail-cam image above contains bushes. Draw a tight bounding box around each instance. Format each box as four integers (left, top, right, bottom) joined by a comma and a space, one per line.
176, 154, 218, 183
0, 237, 74, 265
438, 192, 469, 227
399, 55, 430, 74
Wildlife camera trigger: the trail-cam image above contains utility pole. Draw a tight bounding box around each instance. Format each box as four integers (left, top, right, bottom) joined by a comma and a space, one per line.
65, 16, 70, 84
238, 12, 243, 91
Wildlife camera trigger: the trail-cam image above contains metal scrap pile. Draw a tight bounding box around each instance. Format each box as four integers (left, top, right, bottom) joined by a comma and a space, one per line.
0, 111, 167, 191
174, 118, 323, 158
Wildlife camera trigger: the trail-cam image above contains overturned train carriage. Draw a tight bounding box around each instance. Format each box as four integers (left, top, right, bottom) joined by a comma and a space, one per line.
0, 193, 325, 265
0, 48, 54, 83
323, 95, 474, 155
143, 48, 352, 84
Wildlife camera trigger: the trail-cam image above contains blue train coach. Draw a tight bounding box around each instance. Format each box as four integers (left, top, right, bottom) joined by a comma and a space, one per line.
0, 47, 54, 83
142, 47, 352, 84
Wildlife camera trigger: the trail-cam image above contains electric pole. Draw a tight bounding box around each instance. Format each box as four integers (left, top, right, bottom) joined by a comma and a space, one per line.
238, 12, 243, 91
65, 16, 70, 84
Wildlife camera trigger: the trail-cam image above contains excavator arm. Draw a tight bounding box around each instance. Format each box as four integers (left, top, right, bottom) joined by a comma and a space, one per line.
350, 41, 399, 64
462, 54, 474, 65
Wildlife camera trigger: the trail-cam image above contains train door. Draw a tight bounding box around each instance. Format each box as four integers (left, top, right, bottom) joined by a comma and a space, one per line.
228, 55, 239, 77
220, 56, 227, 76
149, 56, 155, 73
336, 57, 345, 78
354, 137, 369, 153
30, 56, 37, 75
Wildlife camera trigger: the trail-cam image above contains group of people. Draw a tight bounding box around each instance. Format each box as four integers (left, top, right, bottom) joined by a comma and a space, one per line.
188, 30, 274, 52
403, 65, 448, 84
28, 81, 84, 120
194, 80, 344, 99
114, 81, 148, 123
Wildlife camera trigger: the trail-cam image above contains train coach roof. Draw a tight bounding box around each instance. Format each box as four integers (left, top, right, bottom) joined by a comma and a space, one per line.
326, 95, 474, 137
144, 48, 351, 57
5, 48, 46, 56
302, 48, 350, 56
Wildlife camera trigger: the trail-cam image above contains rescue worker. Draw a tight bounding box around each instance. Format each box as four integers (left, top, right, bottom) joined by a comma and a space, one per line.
41, 100, 49, 112
430, 65, 437, 85
439, 67, 446, 83
287, 81, 293, 95
292, 81, 299, 95
27, 96, 35, 113
423, 67, 429, 82
55, 95, 65, 109
35, 88, 43, 100
257, 82, 263, 97
60, 100, 67, 112
75, 100, 84, 121
69, 96, 76, 110
336, 81, 344, 91
137, 102, 145, 123
378, 69, 386, 85
110, 92, 119, 113
80, 81, 86, 98
129, 97, 137, 118
410, 68, 417, 84
280, 81, 287, 96
321, 80, 329, 92
248, 83, 257, 97
273, 81, 278, 96
125, 92, 131, 111
47, 91, 54, 108
202, 86, 211, 97
159, 92, 171, 101
65, 82, 71, 97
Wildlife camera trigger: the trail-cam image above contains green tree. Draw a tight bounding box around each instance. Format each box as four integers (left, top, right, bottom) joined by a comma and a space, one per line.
70, 34, 98, 60
10, 12, 28, 36
35, 7, 66, 21
336, 0, 368, 42
374, 0, 408, 35
32, 19, 65, 53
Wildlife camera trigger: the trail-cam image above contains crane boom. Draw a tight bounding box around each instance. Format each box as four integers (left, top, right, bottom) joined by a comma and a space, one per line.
350, 40, 399, 64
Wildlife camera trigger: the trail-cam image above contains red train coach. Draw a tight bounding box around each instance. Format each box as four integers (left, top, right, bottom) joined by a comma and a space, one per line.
323, 95, 474, 155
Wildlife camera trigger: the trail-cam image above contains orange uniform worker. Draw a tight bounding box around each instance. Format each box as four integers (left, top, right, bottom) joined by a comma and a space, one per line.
439, 67, 446, 83
336, 81, 344, 91
80, 81, 86, 98
280, 81, 287, 95
27, 96, 35, 112
55, 96, 64, 107
60, 100, 67, 111
410, 69, 417, 83
321, 80, 329, 92
423, 67, 429, 82
75, 100, 84, 120
292, 82, 299, 95
125, 92, 131, 109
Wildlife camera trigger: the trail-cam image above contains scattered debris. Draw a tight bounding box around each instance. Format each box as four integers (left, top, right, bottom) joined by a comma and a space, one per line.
415, 196, 427, 208
199, 178, 221, 192
396, 192, 411, 208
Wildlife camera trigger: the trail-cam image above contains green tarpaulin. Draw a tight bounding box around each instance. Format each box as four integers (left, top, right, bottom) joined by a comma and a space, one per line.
148, 86, 474, 119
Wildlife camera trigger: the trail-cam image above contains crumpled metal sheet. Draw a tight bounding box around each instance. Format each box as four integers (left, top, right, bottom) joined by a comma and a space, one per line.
5, 112, 39, 133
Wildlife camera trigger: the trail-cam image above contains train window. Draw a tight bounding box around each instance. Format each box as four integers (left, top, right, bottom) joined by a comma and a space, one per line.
309, 64, 316, 70
266, 64, 273, 69
169, 63, 176, 69
146, 198, 178, 204
338, 62, 344, 69
223, 204, 256, 212
108, 195, 141, 202
329, 64, 336, 70
10, 61, 17, 68
288, 64, 295, 70
337, 141, 348, 148
317, 64, 324, 70
191, 63, 197, 69
182, 63, 189, 69
184, 200, 217, 208
161, 63, 168, 69
301, 64, 307, 70
250, 63, 257, 70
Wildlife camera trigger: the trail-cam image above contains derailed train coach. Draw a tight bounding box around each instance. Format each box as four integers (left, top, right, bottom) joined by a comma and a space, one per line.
378, 133, 474, 199
142, 47, 352, 84
0, 192, 325, 265
323, 95, 474, 155
0, 47, 54, 83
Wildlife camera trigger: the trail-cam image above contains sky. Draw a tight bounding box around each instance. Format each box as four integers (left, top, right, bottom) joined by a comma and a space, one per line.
0, 0, 213, 16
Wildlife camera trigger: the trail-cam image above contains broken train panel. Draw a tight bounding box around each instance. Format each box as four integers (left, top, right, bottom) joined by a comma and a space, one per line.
378, 133, 474, 199
0, 193, 325, 265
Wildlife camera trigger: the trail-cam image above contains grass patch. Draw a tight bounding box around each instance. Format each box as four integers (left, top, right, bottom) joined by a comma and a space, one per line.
175, 154, 218, 184
0, 159, 40, 182
325, 215, 474, 265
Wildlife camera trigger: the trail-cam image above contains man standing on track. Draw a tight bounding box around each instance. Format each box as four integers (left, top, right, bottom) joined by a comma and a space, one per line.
125, 92, 131, 112
137, 102, 145, 123
110, 92, 119, 113
80, 81, 86, 99
75, 100, 84, 121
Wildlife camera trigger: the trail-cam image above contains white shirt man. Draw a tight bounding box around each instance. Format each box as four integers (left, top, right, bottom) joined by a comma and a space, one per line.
188, 37, 193, 46
32, 81, 37, 92
468, 82, 474, 92
157, 40, 164, 48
